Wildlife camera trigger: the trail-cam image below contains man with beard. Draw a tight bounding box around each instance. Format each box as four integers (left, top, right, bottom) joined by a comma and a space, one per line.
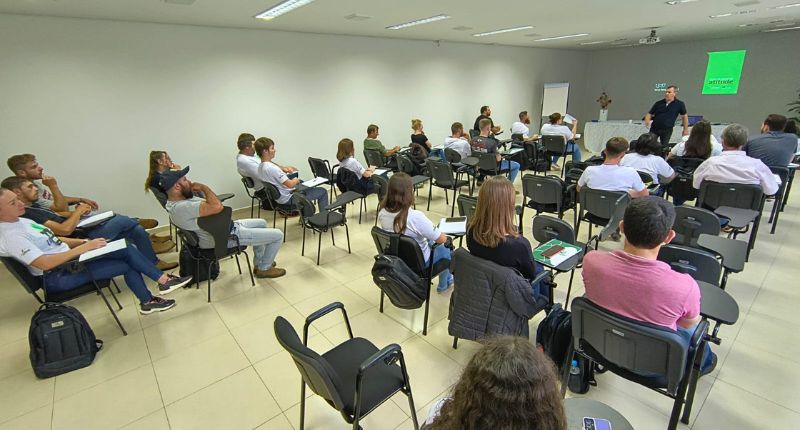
163, 167, 286, 278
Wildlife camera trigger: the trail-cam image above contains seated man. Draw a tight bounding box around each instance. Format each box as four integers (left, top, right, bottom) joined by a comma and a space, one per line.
254, 137, 329, 210
582, 196, 716, 375
0, 187, 190, 314
471, 118, 520, 184
235, 133, 267, 201
364, 124, 400, 169
510, 110, 540, 142
163, 167, 286, 278
744, 114, 798, 168
693, 124, 779, 196
540, 113, 582, 169
443, 122, 472, 160
472, 105, 502, 135
1, 177, 178, 270
576, 137, 648, 198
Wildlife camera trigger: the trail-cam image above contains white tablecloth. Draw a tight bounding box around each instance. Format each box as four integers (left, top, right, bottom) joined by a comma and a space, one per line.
583, 121, 727, 153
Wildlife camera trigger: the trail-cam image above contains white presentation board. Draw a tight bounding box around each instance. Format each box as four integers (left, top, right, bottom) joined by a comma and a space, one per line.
541, 82, 570, 117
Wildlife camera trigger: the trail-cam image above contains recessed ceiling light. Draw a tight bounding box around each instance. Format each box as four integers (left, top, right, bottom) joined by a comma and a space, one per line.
762, 25, 800, 31
772, 2, 800, 8
709, 9, 756, 18
579, 40, 610, 45
665, 0, 698, 5
344, 13, 371, 21
386, 14, 450, 30
533, 33, 590, 42
255, 0, 316, 20
473, 25, 534, 37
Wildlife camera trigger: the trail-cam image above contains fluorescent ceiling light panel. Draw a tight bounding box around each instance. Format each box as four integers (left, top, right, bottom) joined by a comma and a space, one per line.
255, 0, 315, 20
473, 25, 533, 37
386, 14, 450, 30
709, 9, 756, 17
772, 2, 800, 8
534, 33, 589, 41
762, 25, 800, 31
579, 40, 610, 45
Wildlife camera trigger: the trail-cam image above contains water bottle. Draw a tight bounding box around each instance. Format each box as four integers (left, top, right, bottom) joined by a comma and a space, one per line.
568, 359, 584, 393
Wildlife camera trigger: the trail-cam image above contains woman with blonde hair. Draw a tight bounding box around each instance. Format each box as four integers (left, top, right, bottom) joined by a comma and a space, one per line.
411, 118, 432, 150
467, 176, 548, 299
378, 173, 453, 292
423, 336, 567, 430
336, 138, 376, 194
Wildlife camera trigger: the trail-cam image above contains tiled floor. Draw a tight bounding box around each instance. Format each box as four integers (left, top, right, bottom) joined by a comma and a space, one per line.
1, 173, 798, 429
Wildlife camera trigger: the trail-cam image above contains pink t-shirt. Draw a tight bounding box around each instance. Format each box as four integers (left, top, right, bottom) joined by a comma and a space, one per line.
582, 250, 700, 331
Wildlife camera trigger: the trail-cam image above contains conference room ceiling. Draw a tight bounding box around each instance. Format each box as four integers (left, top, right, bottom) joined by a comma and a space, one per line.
2, 0, 799, 49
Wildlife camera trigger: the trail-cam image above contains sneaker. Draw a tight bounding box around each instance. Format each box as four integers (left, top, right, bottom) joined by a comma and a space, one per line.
140, 296, 176, 314
138, 218, 158, 230
699, 352, 718, 377
254, 267, 287, 278
551, 163, 561, 171
158, 275, 193, 295
156, 260, 178, 271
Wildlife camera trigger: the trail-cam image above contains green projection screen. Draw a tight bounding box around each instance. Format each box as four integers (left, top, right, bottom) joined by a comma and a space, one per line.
702, 50, 747, 95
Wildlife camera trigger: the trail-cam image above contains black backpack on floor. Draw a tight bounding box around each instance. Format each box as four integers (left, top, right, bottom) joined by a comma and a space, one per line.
536, 303, 573, 372
371, 255, 426, 309
179, 245, 220, 282
29, 303, 103, 379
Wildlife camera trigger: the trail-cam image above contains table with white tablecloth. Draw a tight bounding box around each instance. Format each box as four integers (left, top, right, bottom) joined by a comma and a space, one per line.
582, 121, 728, 153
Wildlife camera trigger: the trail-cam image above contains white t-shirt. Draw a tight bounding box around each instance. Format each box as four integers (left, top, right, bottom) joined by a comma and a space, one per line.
236, 154, 264, 191
444, 137, 472, 160
670, 135, 722, 158
339, 157, 366, 179
541, 123, 574, 141
377, 208, 440, 261
620, 153, 675, 184
577, 164, 646, 193
511, 121, 530, 138
258, 161, 293, 204
0, 218, 70, 276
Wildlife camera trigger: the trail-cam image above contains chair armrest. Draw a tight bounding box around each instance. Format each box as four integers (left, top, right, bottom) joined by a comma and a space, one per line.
531, 269, 553, 288
690, 319, 710, 349
328, 191, 363, 209
303, 302, 353, 343
358, 344, 403, 375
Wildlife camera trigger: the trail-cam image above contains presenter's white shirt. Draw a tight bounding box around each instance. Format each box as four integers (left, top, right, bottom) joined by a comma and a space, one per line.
510, 122, 530, 138
541, 123, 574, 141
258, 161, 293, 204
577, 164, 646, 193
620, 153, 675, 185
236, 154, 264, 191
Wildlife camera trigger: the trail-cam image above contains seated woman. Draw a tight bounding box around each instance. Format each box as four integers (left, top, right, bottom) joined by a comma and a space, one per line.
423, 336, 567, 430
669, 120, 722, 159
0, 188, 191, 314
621, 133, 676, 190
145, 150, 181, 194
336, 138, 376, 194
466, 176, 549, 299
410, 118, 432, 150
377, 173, 453, 293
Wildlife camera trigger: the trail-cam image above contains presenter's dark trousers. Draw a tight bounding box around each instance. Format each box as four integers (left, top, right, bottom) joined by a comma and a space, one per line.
650, 127, 673, 150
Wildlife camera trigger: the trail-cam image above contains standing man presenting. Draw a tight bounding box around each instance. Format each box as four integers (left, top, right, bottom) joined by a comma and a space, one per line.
644, 85, 689, 148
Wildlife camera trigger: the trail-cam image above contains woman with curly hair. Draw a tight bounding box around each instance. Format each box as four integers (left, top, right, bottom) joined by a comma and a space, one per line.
423, 336, 567, 430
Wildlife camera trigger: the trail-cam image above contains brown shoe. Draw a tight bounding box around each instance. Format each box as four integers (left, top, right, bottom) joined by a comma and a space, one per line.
156, 260, 179, 270
149, 233, 172, 243
254, 267, 287, 278
152, 240, 176, 254
138, 218, 158, 230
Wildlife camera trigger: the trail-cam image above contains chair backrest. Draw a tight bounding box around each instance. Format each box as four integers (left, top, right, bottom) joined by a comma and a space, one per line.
426, 159, 455, 186
395, 153, 418, 176
579, 188, 629, 222
370, 226, 427, 276
657, 244, 722, 286
511, 133, 524, 142
363, 149, 385, 168
443, 148, 462, 164
476, 152, 498, 172
457, 195, 478, 222
148, 186, 169, 208
308, 157, 334, 181
542, 135, 567, 153
292, 193, 318, 221
672, 206, 720, 246
697, 181, 764, 211
261, 182, 284, 210
239, 177, 256, 199
637, 170, 654, 185
196, 206, 235, 258
176, 227, 201, 248
522, 174, 564, 208
668, 156, 705, 173
571, 297, 688, 394
1, 256, 43, 294
468, 129, 479, 139
273, 316, 346, 410
531, 215, 576, 245
372, 174, 389, 203
770, 165, 789, 194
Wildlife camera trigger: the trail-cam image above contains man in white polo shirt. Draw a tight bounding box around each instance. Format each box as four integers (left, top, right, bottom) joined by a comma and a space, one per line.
576, 137, 648, 198
510, 111, 540, 142
540, 112, 582, 169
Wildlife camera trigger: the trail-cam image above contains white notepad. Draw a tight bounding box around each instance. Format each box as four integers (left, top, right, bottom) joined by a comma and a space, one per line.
373, 168, 390, 176
438, 217, 467, 234
78, 239, 127, 262
548, 246, 579, 266
76, 211, 114, 229
301, 177, 328, 187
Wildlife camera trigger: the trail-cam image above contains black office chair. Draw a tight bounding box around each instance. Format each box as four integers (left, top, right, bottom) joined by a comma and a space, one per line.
363, 149, 386, 169
531, 215, 587, 305
262, 182, 299, 242
148, 185, 179, 251
575, 188, 630, 246
542, 135, 571, 177
426, 159, 470, 217
671, 206, 721, 247
519, 174, 576, 234
370, 227, 450, 335
665, 157, 704, 204
294, 192, 353, 265
473, 151, 510, 190
372, 174, 389, 226
456, 194, 478, 222
274, 302, 419, 430
444, 148, 478, 193
768, 165, 789, 234
657, 244, 722, 287
308, 157, 339, 202
2, 257, 127, 335
396, 154, 430, 193
240, 177, 264, 219
566, 297, 710, 430
696, 181, 765, 259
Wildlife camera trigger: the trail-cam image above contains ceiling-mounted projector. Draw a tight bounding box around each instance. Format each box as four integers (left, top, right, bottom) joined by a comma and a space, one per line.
639, 29, 661, 45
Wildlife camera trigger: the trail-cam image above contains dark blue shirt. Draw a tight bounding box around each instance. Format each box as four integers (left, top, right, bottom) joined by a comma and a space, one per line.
648, 98, 687, 131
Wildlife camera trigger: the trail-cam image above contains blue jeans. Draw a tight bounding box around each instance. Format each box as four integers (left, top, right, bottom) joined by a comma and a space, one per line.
232, 219, 284, 270
677, 325, 715, 372
301, 186, 329, 210
500, 160, 521, 183
552, 141, 582, 165
531, 262, 550, 300
427, 244, 453, 292
43, 246, 161, 304
86, 215, 157, 263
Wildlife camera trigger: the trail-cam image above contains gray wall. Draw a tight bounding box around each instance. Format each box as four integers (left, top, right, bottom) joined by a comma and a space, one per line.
577, 31, 800, 134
